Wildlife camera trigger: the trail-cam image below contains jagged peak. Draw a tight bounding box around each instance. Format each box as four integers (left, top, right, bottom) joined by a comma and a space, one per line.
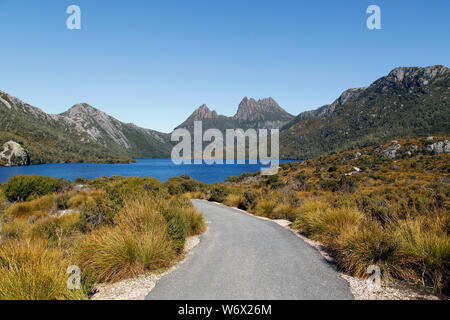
382, 65, 449, 83
234, 96, 291, 121
188, 104, 219, 120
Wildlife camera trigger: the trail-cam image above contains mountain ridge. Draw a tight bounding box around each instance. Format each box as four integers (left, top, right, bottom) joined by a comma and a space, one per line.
175, 96, 294, 131
280, 64, 450, 159
1, 64, 448, 165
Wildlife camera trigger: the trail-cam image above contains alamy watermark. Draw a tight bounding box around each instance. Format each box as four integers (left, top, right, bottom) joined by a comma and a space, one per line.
171, 121, 280, 175
366, 265, 382, 291
65, 5, 381, 31
66, 5, 81, 30
367, 5, 381, 30
67, 265, 81, 290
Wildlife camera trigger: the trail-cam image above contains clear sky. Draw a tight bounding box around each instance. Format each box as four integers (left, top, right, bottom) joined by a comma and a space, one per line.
0, 0, 449, 133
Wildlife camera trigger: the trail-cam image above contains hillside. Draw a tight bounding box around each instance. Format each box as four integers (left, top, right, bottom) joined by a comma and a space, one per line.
280, 65, 450, 159
1, 65, 448, 165
0, 91, 172, 164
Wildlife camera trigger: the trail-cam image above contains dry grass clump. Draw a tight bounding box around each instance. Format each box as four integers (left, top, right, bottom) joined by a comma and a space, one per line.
334, 220, 402, 280
0, 239, 85, 300
394, 211, 450, 292
223, 194, 245, 208
185, 207, 206, 236
68, 190, 104, 208
6, 195, 55, 218
292, 200, 450, 292
1, 217, 34, 239
31, 213, 83, 246
255, 200, 277, 217
75, 198, 176, 283
293, 203, 364, 244
272, 203, 296, 220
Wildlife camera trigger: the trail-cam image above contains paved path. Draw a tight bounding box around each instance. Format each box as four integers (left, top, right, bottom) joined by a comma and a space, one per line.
146, 200, 353, 300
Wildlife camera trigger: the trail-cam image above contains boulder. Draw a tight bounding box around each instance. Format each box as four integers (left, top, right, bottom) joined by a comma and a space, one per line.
426, 140, 450, 154
0, 141, 30, 166
381, 144, 401, 159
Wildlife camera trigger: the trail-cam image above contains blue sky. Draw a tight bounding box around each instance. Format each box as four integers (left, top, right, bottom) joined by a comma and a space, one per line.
0, 0, 449, 132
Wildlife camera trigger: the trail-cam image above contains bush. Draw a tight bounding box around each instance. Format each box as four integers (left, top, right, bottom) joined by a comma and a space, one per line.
255, 200, 277, 217
395, 212, 450, 293
335, 220, 400, 281
293, 204, 364, 245
240, 190, 259, 211
0, 239, 85, 300
76, 199, 176, 283
6, 195, 55, 218
223, 194, 245, 208
185, 207, 206, 236
3, 175, 63, 202
209, 185, 230, 203
31, 213, 83, 246
272, 203, 296, 221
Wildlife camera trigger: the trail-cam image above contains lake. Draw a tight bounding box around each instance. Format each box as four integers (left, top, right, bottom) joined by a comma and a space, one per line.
0, 159, 292, 184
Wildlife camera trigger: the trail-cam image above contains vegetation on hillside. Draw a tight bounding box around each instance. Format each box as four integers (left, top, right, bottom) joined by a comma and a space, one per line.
203, 137, 450, 294
0, 175, 206, 300
280, 66, 449, 159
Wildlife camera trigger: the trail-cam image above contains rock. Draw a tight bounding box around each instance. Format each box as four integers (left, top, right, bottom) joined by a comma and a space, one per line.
345, 167, 361, 176
427, 136, 435, 141
354, 152, 362, 160
381, 144, 401, 159
0, 141, 30, 166
426, 140, 450, 153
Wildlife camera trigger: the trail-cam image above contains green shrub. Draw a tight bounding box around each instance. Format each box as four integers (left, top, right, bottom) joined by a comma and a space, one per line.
209, 185, 230, 203
3, 175, 63, 202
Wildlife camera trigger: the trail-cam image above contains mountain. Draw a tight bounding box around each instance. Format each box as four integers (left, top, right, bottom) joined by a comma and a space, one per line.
0, 91, 171, 164
1, 65, 448, 165
176, 97, 294, 132
280, 65, 450, 159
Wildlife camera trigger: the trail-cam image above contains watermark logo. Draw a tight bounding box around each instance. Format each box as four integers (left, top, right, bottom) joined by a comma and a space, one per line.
66, 5, 81, 30
366, 5, 381, 30
366, 264, 382, 291
171, 121, 279, 175
67, 265, 81, 290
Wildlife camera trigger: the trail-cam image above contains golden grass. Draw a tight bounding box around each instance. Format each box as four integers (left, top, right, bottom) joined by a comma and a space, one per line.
394, 211, 450, 291
5, 195, 55, 218
184, 207, 206, 236
254, 200, 277, 217
272, 203, 296, 220
75, 198, 176, 283
223, 194, 244, 208
293, 203, 364, 244
0, 239, 85, 300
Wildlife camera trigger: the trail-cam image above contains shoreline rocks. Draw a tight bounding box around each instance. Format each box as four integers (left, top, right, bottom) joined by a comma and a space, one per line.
0, 141, 30, 166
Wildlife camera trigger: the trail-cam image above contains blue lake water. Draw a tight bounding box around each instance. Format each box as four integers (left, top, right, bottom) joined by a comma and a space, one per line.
0, 159, 292, 184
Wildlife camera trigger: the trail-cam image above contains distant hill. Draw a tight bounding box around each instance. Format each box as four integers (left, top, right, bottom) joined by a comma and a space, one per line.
0, 92, 171, 164
280, 65, 450, 159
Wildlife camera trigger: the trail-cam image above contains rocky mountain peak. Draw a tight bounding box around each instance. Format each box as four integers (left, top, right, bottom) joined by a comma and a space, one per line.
373, 65, 449, 91
63, 103, 103, 118
187, 104, 219, 121
233, 97, 292, 121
